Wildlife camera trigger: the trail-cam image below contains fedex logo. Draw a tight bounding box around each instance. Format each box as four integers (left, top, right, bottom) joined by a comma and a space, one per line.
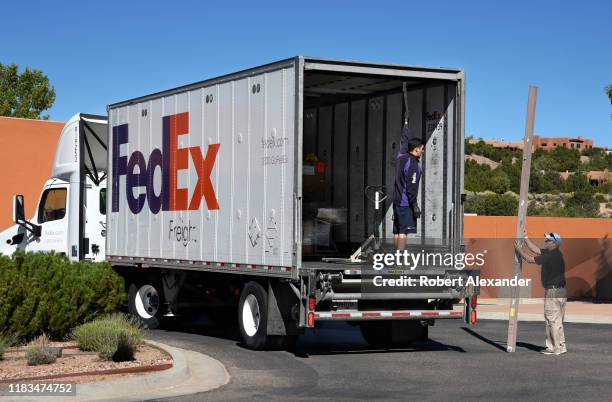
111, 112, 220, 214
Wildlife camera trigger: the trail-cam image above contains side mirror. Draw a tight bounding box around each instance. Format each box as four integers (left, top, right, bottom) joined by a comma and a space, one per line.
13, 194, 25, 224
12, 194, 41, 238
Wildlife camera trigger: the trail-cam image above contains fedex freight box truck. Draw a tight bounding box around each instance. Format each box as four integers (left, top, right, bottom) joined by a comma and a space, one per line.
2, 57, 478, 349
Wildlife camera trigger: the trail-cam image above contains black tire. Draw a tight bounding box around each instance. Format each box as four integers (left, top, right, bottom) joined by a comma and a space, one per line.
238, 281, 271, 349
360, 321, 428, 347
128, 280, 165, 329
359, 322, 393, 347
391, 321, 429, 345
237, 281, 297, 350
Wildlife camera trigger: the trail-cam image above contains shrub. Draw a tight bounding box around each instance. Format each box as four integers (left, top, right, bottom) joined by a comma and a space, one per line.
0, 335, 8, 360
565, 191, 600, 217
26, 346, 56, 366
29, 333, 50, 348
73, 314, 143, 362
0, 252, 126, 342
564, 173, 593, 194
464, 192, 518, 216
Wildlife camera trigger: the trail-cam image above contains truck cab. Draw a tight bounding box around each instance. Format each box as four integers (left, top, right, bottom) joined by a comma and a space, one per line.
0, 113, 108, 261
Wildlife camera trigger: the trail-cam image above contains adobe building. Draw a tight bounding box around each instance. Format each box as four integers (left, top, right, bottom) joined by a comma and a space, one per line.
533, 135, 594, 151
469, 135, 596, 152
467, 138, 523, 150
0, 116, 64, 231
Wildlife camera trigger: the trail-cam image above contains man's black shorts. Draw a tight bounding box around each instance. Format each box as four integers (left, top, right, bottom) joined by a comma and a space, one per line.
393, 205, 417, 234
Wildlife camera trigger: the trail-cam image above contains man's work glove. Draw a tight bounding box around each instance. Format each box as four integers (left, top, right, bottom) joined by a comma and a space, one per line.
411, 203, 421, 219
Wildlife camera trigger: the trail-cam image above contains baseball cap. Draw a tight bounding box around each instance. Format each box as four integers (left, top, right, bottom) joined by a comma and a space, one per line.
544, 233, 562, 246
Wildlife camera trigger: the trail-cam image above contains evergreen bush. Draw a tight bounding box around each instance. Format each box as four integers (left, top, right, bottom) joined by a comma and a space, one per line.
0, 252, 125, 342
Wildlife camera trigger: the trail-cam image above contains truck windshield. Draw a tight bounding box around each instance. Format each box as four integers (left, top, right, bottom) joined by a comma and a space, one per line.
38, 188, 67, 223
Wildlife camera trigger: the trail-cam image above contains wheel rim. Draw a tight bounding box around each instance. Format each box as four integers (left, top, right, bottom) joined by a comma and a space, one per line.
242, 294, 260, 337
135, 285, 159, 319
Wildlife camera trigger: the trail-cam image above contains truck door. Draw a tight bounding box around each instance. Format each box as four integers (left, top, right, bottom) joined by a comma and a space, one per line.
82, 183, 106, 261
27, 185, 70, 255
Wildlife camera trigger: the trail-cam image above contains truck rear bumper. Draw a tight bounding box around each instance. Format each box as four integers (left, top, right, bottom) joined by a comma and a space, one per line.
314, 309, 463, 321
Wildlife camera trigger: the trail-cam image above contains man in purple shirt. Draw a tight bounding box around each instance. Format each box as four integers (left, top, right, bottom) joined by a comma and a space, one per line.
393, 127, 424, 250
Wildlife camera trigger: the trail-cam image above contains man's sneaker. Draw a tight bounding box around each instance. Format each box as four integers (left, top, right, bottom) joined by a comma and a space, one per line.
541, 348, 566, 355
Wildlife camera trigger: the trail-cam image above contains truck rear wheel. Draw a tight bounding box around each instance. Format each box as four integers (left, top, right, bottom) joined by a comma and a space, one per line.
359, 322, 392, 347
391, 321, 429, 345
238, 281, 270, 349
128, 280, 164, 329
359, 321, 428, 347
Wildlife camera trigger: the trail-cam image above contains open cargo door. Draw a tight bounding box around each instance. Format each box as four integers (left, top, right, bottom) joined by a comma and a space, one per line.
80, 114, 108, 186
299, 59, 464, 261
51, 113, 108, 260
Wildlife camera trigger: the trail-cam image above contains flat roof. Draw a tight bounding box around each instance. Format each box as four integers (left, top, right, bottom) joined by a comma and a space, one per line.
108, 56, 463, 109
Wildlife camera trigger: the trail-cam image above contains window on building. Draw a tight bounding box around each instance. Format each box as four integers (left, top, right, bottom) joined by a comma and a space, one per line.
542, 143, 547, 147
577, 143, 581, 149
563, 143, 567, 147
571, 143, 574, 148
100, 188, 106, 215
38, 188, 67, 223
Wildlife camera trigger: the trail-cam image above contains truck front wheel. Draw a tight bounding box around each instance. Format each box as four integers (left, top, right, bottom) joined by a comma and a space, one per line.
128, 281, 165, 329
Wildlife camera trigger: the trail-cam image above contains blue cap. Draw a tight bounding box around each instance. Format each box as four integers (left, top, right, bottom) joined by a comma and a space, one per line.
544, 233, 562, 246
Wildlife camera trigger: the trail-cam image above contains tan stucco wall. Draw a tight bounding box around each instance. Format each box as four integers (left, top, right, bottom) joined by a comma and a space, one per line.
0, 117, 64, 231
464, 216, 612, 299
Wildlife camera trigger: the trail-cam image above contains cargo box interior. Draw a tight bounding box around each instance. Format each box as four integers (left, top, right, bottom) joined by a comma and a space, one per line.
301, 70, 462, 259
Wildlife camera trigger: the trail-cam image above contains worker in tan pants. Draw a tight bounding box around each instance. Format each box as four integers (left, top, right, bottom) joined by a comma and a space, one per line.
544, 287, 566, 353
515, 233, 567, 355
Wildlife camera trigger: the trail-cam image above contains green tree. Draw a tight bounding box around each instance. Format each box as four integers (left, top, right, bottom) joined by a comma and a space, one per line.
606, 85, 612, 120
565, 191, 599, 217
0, 63, 55, 119
547, 147, 581, 172
532, 153, 558, 172
464, 193, 518, 216
581, 147, 604, 157
499, 160, 521, 193
564, 172, 594, 194
530, 170, 562, 194
464, 160, 513, 194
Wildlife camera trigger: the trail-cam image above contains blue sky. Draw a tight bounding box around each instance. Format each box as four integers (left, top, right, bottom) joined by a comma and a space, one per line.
2, 0, 611, 147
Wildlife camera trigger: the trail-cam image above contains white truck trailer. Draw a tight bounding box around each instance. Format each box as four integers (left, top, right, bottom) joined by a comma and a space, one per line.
1, 57, 478, 349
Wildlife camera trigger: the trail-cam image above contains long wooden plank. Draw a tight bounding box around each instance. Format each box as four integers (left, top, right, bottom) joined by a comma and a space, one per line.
506, 86, 538, 353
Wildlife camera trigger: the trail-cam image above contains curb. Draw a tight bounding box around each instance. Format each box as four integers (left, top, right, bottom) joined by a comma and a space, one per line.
73, 340, 191, 400
479, 312, 612, 324
0, 340, 229, 402
0, 362, 173, 384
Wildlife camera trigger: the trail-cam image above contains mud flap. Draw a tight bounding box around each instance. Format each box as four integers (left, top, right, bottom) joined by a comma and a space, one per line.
161, 271, 186, 313
267, 281, 300, 336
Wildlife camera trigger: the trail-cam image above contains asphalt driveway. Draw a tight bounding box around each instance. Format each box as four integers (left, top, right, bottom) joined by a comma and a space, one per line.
148, 317, 612, 401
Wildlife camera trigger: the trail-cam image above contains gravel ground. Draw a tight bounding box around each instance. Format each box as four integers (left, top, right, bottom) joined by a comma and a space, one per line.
0, 341, 172, 383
